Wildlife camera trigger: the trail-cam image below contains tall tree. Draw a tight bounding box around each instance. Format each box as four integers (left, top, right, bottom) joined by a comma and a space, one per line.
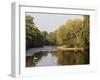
26, 15, 43, 49
80, 15, 90, 48
56, 19, 83, 47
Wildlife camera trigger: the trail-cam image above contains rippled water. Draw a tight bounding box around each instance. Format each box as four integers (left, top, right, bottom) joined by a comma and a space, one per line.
26, 49, 89, 67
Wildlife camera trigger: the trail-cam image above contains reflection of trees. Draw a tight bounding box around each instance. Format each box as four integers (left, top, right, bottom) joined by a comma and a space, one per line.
55, 50, 89, 65
26, 52, 47, 67
26, 50, 89, 67
26, 56, 34, 67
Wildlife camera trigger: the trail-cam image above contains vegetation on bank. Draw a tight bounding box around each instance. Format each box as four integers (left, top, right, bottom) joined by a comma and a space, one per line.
26, 15, 89, 50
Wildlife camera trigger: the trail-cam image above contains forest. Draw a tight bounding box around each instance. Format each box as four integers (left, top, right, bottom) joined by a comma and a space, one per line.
26, 15, 89, 50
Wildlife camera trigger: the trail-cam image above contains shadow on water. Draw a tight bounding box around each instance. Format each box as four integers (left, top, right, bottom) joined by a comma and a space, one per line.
55, 50, 89, 65
26, 51, 47, 67
26, 49, 89, 67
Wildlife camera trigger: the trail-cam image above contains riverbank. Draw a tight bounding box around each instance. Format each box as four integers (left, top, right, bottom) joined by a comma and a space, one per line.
57, 46, 84, 51
26, 45, 85, 56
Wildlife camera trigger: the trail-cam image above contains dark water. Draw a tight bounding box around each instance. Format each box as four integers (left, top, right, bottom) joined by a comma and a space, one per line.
26, 50, 89, 67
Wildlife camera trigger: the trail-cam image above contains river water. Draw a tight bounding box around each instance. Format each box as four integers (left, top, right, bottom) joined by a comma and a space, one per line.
26, 46, 89, 67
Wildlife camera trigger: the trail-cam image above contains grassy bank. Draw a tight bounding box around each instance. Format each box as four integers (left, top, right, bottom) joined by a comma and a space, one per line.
57, 46, 84, 51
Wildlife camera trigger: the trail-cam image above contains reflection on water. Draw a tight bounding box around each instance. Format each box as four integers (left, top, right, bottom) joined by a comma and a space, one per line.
26, 50, 89, 67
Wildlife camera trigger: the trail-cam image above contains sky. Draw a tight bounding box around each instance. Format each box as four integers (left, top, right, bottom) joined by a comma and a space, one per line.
26, 13, 83, 33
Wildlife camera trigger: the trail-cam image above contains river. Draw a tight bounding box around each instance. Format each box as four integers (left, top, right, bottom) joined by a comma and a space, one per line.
26, 46, 89, 67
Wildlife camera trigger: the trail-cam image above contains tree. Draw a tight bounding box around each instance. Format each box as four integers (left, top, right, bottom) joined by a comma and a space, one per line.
56, 25, 66, 45
80, 15, 89, 48
26, 15, 44, 49
26, 15, 89, 49
56, 19, 83, 47
41, 31, 49, 45
67, 19, 83, 47
48, 32, 56, 45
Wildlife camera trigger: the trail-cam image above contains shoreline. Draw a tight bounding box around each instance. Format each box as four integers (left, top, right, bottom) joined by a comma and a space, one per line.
26, 46, 85, 56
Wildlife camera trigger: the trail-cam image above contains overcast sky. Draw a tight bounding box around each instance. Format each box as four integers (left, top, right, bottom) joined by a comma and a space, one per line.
26, 13, 83, 33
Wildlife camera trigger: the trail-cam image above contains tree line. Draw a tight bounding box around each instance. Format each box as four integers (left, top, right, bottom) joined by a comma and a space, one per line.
26, 15, 89, 49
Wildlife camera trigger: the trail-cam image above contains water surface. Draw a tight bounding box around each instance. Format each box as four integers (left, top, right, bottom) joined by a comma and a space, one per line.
26, 46, 89, 67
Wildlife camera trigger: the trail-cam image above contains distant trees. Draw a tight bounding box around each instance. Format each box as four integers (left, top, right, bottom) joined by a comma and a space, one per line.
26, 15, 89, 49
41, 31, 49, 45
48, 32, 56, 45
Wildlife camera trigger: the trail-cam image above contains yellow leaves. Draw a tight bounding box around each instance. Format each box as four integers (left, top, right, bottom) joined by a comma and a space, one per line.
56, 18, 85, 47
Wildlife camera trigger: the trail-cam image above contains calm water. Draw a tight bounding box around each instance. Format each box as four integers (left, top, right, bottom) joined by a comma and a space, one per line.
26, 47, 89, 67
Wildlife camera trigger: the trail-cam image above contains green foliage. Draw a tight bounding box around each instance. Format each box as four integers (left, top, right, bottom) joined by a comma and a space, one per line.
56, 16, 89, 49
48, 32, 56, 45
56, 25, 66, 45
26, 15, 44, 49
56, 19, 84, 47
26, 16, 57, 49
80, 15, 89, 48
41, 31, 49, 45
26, 15, 89, 49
